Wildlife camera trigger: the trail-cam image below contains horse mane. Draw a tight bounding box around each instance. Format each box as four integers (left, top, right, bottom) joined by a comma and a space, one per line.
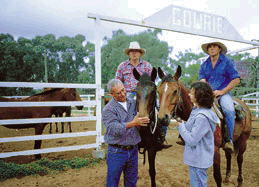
34, 88, 64, 96
139, 73, 153, 85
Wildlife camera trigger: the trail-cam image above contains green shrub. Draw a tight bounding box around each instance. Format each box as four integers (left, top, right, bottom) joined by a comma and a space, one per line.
0, 156, 102, 182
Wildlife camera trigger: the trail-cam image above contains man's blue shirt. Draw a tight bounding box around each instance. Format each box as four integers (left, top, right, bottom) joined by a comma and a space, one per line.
199, 54, 240, 91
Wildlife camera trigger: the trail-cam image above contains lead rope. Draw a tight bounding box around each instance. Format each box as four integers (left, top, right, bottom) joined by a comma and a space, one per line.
151, 107, 158, 134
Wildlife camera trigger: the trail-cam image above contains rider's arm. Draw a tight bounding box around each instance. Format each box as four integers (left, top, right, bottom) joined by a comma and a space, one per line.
221, 78, 240, 95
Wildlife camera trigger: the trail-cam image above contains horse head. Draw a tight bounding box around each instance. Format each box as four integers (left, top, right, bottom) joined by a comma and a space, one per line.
157, 65, 183, 126
133, 67, 157, 118
61, 88, 84, 110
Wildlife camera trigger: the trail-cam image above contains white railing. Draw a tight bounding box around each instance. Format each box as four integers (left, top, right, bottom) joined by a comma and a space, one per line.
5, 94, 97, 117
0, 82, 104, 158
240, 92, 259, 118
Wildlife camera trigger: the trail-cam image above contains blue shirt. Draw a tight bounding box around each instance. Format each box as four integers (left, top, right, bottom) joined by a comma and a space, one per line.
199, 54, 240, 91
178, 106, 220, 168
102, 97, 140, 145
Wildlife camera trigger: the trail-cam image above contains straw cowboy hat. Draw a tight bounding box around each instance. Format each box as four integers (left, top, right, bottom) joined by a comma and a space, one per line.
201, 41, 227, 55
124, 42, 146, 57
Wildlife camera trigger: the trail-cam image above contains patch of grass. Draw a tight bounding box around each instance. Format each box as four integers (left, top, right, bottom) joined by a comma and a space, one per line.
0, 156, 102, 182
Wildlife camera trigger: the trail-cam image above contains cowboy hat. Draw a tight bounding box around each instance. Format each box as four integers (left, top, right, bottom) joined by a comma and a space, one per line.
201, 41, 227, 55
124, 42, 146, 57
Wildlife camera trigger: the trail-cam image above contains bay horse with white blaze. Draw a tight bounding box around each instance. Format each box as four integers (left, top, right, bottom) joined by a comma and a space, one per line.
133, 67, 163, 187
157, 65, 252, 187
0, 88, 83, 159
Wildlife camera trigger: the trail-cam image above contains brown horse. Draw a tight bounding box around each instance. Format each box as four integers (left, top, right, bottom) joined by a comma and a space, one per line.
42, 88, 80, 133
133, 67, 162, 187
157, 66, 252, 187
0, 88, 83, 159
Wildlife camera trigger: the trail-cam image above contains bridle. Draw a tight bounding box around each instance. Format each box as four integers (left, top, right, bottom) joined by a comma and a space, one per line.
135, 80, 158, 135
161, 75, 183, 121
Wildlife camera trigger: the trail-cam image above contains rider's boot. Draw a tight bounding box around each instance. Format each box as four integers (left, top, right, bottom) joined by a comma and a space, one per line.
223, 124, 234, 153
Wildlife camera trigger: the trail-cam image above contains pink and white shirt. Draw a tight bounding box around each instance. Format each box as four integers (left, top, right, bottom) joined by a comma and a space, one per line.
115, 59, 152, 92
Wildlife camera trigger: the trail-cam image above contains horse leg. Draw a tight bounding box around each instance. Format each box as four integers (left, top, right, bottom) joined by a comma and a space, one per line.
224, 148, 232, 183
67, 108, 72, 133
61, 121, 65, 133
237, 133, 249, 187
148, 148, 157, 187
213, 146, 222, 187
68, 122, 72, 133
49, 123, 52, 134
34, 124, 45, 160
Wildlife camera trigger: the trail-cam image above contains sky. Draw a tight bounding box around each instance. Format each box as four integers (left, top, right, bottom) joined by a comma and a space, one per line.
1, 0, 259, 58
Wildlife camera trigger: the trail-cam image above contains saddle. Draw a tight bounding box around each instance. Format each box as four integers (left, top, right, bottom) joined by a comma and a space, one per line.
213, 98, 246, 122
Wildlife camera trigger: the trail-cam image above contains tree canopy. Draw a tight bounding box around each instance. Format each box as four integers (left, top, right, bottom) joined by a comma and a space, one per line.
1, 31, 258, 96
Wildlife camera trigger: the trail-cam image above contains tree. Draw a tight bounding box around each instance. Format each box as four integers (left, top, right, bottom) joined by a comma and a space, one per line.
88, 29, 172, 85
166, 49, 205, 87
0, 34, 44, 96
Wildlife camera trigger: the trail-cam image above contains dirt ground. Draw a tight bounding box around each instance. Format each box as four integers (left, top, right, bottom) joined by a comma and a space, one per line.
0, 118, 259, 187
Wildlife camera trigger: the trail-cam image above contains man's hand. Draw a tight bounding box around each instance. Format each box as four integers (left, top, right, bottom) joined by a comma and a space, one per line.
126, 113, 149, 129
133, 113, 149, 127
214, 90, 224, 98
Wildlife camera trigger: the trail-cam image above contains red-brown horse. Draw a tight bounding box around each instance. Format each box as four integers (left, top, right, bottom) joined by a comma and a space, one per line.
42, 88, 77, 133
157, 66, 252, 187
0, 88, 83, 159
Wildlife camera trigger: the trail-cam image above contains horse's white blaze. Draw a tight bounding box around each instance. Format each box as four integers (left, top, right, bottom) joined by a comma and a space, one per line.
164, 83, 168, 93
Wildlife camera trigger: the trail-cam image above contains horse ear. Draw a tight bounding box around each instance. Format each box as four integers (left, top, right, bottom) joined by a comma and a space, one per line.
133, 68, 140, 81
151, 67, 157, 82
158, 67, 164, 79
174, 65, 182, 81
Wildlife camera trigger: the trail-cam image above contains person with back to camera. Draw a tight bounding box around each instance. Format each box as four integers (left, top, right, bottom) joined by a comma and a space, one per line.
176, 81, 220, 187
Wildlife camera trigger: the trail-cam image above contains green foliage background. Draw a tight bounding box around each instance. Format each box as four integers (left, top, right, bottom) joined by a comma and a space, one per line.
0, 31, 258, 96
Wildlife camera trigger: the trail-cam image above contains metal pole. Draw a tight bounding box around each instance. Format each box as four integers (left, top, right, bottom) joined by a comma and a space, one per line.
95, 16, 104, 151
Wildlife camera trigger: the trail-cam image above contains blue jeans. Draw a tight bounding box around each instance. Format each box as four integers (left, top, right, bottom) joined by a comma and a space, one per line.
219, 93, 235, 141
106, 145, 138, 187
189, 166, 208, 187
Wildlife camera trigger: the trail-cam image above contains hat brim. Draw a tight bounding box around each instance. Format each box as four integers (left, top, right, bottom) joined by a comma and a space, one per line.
201, 42, 227, 55
124, 48, 146, 57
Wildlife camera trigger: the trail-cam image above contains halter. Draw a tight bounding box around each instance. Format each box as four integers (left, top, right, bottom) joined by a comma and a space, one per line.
161, 75, 183, 120
135, 80, 158, 135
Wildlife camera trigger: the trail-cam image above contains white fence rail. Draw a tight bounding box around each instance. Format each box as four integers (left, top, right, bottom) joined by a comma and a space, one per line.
240, 92, 259, 118
0, 82, 104, 159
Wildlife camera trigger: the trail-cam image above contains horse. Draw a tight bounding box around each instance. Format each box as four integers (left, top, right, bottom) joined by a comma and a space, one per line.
42, 88, 81, 134
133, 67, 162, 187
0, 88, 84, 159
157, 65, 252, 187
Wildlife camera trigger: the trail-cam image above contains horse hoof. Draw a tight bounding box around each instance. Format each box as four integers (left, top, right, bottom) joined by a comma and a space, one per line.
224, 175, 230, 183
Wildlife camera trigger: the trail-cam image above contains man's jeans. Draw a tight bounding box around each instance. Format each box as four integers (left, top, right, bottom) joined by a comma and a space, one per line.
106, 145, 138, 187
219, 93, 235, 142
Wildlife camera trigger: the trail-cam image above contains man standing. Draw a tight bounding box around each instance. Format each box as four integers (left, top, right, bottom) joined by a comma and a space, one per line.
102, 79, 149, 187
116, 41, 172, 149
199, 41, 240, 152
116, 41, 152, 99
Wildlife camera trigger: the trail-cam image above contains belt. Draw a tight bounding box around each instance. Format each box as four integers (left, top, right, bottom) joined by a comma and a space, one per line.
109, 144, 136, 150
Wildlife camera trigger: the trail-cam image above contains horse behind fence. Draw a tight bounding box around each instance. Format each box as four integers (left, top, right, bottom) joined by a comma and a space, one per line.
0, 88, 83, 160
